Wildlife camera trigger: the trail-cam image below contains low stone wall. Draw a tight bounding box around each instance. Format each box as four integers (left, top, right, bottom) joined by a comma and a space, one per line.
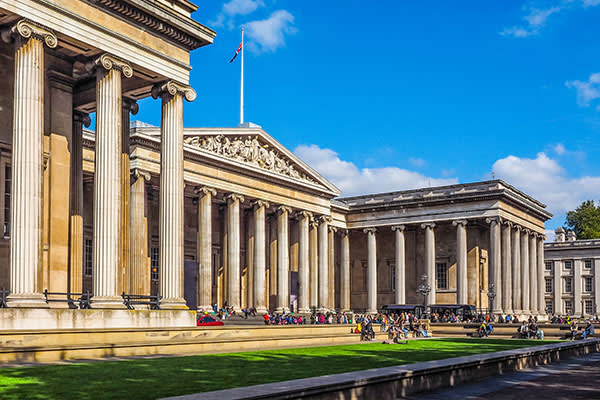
0, 309, 196, 330
161, 339, 600, 400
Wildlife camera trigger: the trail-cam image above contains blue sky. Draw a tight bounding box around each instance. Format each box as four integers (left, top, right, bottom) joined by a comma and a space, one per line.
134, 0, 600, 238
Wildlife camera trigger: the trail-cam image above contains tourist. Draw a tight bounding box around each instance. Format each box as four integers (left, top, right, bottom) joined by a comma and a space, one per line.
583, 320, 595, 340
570, 323, 578, 340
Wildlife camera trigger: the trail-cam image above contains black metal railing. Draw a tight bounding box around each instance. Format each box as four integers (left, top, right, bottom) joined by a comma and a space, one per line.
121, 292, 161, 310
43, 290, 93, 309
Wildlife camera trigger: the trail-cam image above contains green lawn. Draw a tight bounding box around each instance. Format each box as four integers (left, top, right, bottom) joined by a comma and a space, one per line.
0, 338, 558, 400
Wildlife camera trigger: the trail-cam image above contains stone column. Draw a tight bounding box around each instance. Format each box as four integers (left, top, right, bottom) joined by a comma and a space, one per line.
297, 211, 311, 313
453, 220, 468, 305
119, 97, 138, 295
553, 260, 562, 315
530, 233, 538, 314
594, 259, 600, 316
574, 259, 583, 315
6, 20, 57, 307
364, 228, 378, 313
226, 193, 244, 311
69, 111, 90, 294
152, 81, 196, 309
253, 200, 269, 314
328, 226, 337, 310
537, 237, 545, 316
130, 169, 150, 295
92, 54, 133, 308
486, 217, 502, 314
309, 219, 319, 309
317, 216, 330, 311
196, 186, 216, 311
340, 229, 351, 312
276, 206, 291, 313
501, 221, 513, 314
391, 225, 406, 304
421, 223, 436, 306
512, 226, 522, 314
520, 229, 530, 314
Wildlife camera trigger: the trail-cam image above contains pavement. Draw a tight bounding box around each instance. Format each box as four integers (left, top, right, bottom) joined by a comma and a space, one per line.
408, 351, 600, 400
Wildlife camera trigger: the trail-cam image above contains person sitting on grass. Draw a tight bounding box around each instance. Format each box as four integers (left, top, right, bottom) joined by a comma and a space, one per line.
583, 320, 595, 340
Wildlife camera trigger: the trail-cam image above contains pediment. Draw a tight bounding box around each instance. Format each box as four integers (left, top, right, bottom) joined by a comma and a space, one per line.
182, 127, 341, 196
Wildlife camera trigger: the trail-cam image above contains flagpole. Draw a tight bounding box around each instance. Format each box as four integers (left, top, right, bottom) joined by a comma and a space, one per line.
240, 27, 244, 126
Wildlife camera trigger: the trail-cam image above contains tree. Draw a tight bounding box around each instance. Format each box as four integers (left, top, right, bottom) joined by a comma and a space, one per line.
565, 200, 600, 240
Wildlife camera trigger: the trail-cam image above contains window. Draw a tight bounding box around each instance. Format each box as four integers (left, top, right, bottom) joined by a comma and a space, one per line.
564, 277, 573, 293
585, 300, 594, 315
545, 300, 553, 314
564, 300, 573, 315
436, 262, 447, 290
585, 277, 593, 293
564, 260, 573, 270
545, 278, 553, 293
84, 239, 93, 276
4, 165, 10, 237
584, 260, 593, 269
151, 247, 159, 281
545, 261, 552, 271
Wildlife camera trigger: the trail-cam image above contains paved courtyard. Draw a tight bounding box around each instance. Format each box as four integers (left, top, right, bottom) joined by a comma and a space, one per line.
411, 351, 600, 400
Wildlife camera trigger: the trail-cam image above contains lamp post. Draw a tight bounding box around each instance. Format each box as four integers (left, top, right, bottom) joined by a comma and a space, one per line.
417, 274, 431, 318
581, 299, 585, 319
487, 283, 496, 315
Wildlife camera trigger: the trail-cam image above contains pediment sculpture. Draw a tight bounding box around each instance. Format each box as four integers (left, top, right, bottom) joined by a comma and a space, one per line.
184, 134, 317, 184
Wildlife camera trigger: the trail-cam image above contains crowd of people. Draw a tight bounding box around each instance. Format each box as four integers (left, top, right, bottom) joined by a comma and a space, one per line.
354, 313, 430, 343
262, 311, 355, 326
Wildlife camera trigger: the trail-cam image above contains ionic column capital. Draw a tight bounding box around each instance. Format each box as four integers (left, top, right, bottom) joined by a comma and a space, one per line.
277, 205, 293, 215
226, 193, 244, 203
194, 186, 216, 197
339, 228, 349, 237
152, 80, 196, 102
452, 219, 468, 227
502, 220, 514, 228
485, 216, 502, 225
94, 54, 133, 78
131, 168, 151, 182
296, 210, 313, 220
328, 226, 338, 234
73, 111, 91, 128
391, 225, 406, 232
421, 222, 436, 230
363, 227, 377, 234
316, 215, 332, 225
2, 19, 58, 48
123, 97, 139, 115
253, 199, 270, 210
513, 224, 523, 232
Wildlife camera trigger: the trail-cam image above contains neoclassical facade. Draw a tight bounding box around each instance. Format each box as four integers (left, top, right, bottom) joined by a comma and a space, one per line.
0, 1, 554, 329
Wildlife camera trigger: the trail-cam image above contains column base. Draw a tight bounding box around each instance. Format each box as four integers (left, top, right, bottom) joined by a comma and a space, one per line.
6, 293, 49, 308
92, 296, 127, 309
196, 305, 213, 313
298, 307, 310, 314
512, 309, 523, 315
503, 309, 514, 315
160, 297, 189, 310
274, 307, 287, 314
254, 306, 268, 315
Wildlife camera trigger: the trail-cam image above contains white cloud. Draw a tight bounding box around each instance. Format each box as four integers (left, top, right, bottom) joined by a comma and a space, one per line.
491, 152, 600, 215
545, 229, 556, 242
210, 0, 265, 28
554, 143, 566, 155
524, 6, 561, 26
294, 144, 457, 196
565, 72, 600, 107
245, 10, 297, 53
409, 157, 427, 168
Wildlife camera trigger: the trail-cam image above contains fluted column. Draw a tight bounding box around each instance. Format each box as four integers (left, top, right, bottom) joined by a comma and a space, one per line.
537, 236, 545, 315
422, 223, 436, 306
453, 220, 468, 305
309, 219, 319, 309
364, 228, 377, 313
530, 233, 538, 314
197, 187, 216, 311
92, 54, 133, 308
152, 80, 196, 309
328, 226, 337, 310
276, 206, 291, 313
391, 225, 406, 304
501, 221, 513, 314
317, 216, 330, 311
486, 217, 502, 313
520, 229, 530, 314
6, 20, 57, 307
130, 169, 150, 296
297, 211, 311, 313
226, 193, 244, 311
340, 229, 350, 312
69, 111, 90, 294
512, 226, 522, 314
252, 201, 269, 313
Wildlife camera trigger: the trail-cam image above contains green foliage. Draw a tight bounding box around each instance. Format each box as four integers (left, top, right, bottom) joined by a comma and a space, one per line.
0, 339, 556, 400
565, 200, 600, 240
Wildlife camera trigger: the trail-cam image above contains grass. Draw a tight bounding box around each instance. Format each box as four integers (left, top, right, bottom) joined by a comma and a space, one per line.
0, 338, 558, 400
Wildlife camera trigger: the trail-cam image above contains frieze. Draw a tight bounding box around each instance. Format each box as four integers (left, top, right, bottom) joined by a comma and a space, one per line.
183, 134, 318, 184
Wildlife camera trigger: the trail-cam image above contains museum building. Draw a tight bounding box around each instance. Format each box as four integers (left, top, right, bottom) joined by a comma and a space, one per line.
0, 0, 563, 329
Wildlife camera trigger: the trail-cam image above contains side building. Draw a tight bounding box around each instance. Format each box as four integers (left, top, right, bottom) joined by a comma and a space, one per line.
544, 228, 600, 317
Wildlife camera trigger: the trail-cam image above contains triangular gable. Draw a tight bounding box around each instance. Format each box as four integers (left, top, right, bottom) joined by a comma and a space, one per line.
182, 127, 341, 197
